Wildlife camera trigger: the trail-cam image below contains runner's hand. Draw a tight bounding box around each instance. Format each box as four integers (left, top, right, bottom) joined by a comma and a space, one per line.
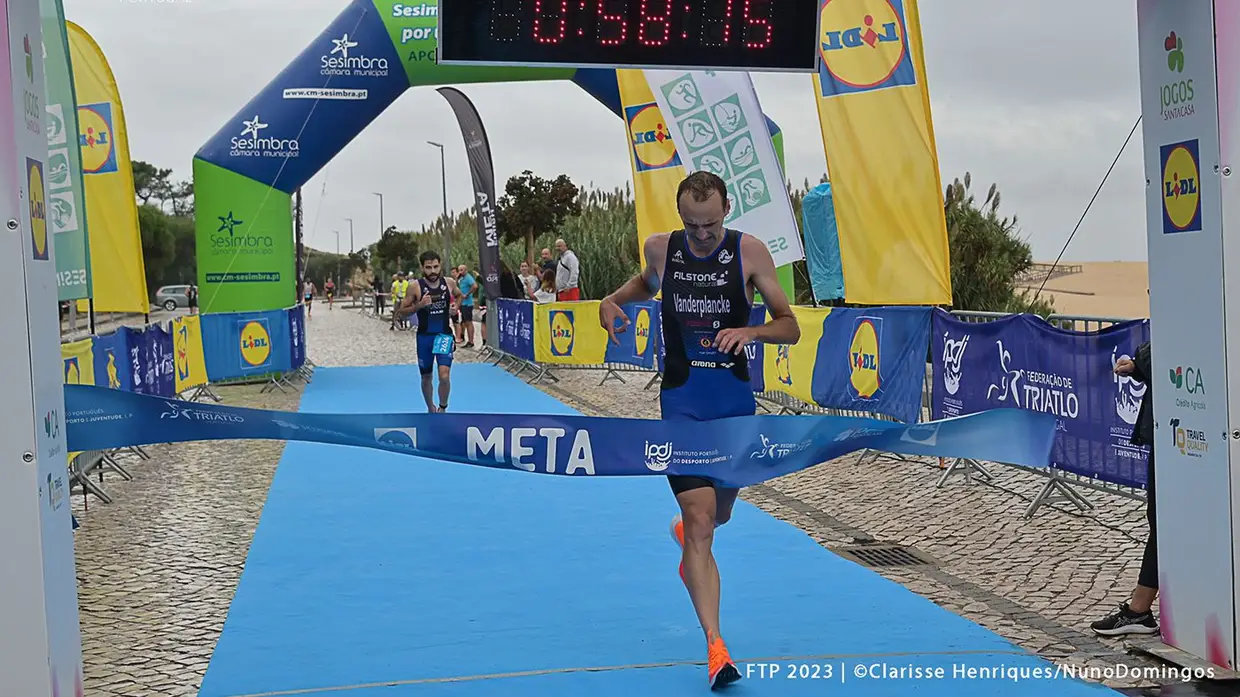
714, 327, 754, 355
599, 298, 629, 345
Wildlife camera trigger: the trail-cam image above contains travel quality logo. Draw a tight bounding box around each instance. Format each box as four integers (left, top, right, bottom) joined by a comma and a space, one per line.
1160, 31, 1194, 121
817, 0, 916, 97
1169, 417, 1208, 458
229, 115, 300, 159
322, 33, 389, 78
1160, 139, 1202, 234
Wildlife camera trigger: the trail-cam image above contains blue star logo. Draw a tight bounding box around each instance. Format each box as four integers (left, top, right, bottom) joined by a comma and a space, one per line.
217, 211, 243, 236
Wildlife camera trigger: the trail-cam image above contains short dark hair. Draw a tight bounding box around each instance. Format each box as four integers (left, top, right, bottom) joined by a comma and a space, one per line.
419, 250, 441, 264
676, 171, 727, 206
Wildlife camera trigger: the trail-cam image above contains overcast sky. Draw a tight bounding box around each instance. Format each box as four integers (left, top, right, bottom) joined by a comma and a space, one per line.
61, 0, 1147, 262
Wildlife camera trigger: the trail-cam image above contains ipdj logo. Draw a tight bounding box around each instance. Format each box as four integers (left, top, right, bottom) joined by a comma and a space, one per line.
239, 320, 272, 367
941, 332, 969, 396
818, 0, 916, 97
549, 310, 575, 356
1161, 139, 1202, 234
849, 317, 881, 399
63, 356, 81, 384
1160, 31, 1194, 121
1169, 417, 1208, 458
625, 103, 681, 172
77, 102, 118, 174
27, 158, 47, 261
1170, 365, 1205, 394
105, 349, 121, 388
634, 308, 651, 356
644, 441, 672, 471
775, 343, 792, 386
230, 114, 300, 159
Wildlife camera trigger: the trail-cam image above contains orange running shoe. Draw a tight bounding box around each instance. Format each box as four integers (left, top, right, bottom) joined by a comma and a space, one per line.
670, 514, 685, 581
707, 636, 741, 689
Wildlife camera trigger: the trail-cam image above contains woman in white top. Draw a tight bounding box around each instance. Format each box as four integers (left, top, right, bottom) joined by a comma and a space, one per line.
531, 268, 557, 303
518, 260, 540, 297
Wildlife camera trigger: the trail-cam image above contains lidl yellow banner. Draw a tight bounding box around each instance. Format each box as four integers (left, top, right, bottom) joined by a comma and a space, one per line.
764, 306, 831, 405
67, 21, 149, 314
534, 301, 609, 365
61, 337, 95, 385
617, 69, 685, 266
172, 314, 208, 393
812, 0, 951, 305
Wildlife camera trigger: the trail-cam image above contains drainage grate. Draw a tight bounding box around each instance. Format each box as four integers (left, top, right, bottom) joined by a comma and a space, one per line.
831, 544, 937, 569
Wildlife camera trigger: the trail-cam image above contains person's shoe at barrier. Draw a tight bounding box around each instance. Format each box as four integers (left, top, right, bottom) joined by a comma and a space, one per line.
707, 636, 741, 690
670, 514, 686, 582
1090, 602, 1159, 636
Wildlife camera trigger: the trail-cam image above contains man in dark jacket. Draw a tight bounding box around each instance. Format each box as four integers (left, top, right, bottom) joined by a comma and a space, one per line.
1091, 340, 1159, 635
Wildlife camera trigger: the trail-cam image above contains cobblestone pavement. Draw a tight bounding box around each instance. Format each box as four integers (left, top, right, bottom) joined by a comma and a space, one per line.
71, 303, 1174, 695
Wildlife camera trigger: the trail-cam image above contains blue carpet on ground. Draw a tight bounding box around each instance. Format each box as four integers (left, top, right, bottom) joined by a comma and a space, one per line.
197, 363, 1119, 697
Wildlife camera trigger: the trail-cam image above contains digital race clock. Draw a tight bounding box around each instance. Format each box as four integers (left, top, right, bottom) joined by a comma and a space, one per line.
438, 0, 821, 72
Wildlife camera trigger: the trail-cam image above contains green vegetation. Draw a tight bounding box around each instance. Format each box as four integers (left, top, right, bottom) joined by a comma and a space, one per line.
131, 161, 1051, 314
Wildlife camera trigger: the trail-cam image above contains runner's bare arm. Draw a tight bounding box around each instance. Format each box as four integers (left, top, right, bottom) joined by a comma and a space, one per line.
604, 234, 669, 305
742, 234, 799, 345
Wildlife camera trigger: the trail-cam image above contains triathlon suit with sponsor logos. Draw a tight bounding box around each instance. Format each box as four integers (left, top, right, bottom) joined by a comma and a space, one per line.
415, 277, 454, 374
660, 228, 755, 494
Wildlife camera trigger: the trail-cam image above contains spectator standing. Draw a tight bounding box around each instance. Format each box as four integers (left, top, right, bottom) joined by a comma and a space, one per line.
372, 275, 386, 316
500, 261, 526, 300
187, 285, 198, 315
456, 263, 478, 348
1091, 340, 1160, 636
540, 248, 555, 273
554, 238, 581, 301
518, 261, 539, 297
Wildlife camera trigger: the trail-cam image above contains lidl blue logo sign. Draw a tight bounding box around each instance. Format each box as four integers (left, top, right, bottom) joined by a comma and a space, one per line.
817, 0, 917, 97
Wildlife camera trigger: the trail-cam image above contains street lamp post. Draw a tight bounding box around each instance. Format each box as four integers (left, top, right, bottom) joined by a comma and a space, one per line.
427, 140, 449, 265
333, 230, 341, 285
373, 192, 384, 242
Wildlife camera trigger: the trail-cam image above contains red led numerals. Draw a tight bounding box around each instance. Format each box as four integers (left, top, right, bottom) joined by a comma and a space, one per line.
742, 0, 771, 48
637, 0, 672, 46
532, 0, 569, 43
597, 0, 627, 45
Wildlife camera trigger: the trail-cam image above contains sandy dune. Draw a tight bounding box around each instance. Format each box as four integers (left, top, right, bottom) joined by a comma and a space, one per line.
1019, 262, 1149, 320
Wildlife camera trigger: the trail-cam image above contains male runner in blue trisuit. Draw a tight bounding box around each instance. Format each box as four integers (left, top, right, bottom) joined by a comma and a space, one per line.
598, 171, 800, 690
400, 251, 463, 413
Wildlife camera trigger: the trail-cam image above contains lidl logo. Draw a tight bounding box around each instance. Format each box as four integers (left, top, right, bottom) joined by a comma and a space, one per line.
818, 0, 916, 98
634, 307, 651, 356
106, 350, 121, 389
775, 344, 792, 386
64, 356, 80, 384
625, 102, 681, 173
239, 320, 272, 367
77, 102, 118, 174
27, 158, 47, 260
1160, 139, 1202, 234
549, 310, 575, 356
175, 324, 190, 381
849, 317, 882, 399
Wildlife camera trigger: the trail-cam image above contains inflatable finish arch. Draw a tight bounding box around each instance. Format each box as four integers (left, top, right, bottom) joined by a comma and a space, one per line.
193, 0, 786, 314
